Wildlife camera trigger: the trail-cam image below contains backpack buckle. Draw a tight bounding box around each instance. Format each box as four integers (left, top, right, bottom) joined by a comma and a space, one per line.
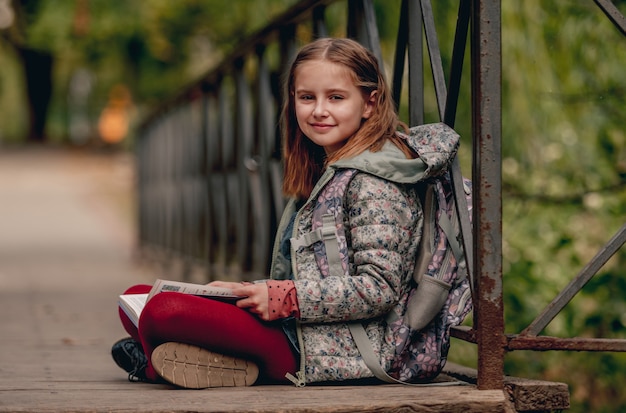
320, 214, 337, 241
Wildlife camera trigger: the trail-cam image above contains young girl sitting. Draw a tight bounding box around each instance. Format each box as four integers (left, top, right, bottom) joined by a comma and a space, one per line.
112, 37, 427, 388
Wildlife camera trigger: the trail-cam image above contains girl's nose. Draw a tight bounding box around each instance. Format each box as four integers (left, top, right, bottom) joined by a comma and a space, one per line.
312, 101, 328, 117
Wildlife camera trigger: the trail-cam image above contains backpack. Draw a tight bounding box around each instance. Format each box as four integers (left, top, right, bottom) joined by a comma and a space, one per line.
293, 123, 473, 384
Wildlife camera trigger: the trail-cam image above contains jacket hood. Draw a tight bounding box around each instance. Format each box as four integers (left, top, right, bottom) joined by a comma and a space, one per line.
330, 123, 460, 184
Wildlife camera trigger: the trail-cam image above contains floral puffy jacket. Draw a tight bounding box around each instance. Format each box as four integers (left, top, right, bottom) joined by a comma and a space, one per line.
270, 123, 459, 384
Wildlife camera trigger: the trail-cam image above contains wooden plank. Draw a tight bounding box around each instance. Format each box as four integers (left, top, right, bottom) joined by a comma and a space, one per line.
444, 363, 570, 412
504, 377, 570, 412
0, 383, 508, 413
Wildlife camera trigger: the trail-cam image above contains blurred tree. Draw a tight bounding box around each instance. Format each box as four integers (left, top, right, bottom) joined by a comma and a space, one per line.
1, 0, 52, 142
0, 0, 298, 143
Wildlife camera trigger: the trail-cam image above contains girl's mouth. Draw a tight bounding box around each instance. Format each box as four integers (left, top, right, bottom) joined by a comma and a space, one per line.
310, 123, 334, 131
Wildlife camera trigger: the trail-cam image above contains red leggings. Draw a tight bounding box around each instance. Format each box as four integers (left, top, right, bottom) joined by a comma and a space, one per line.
119, 285, 298, 383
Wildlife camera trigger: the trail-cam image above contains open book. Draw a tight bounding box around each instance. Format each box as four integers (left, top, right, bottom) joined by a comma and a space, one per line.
118, 279, 241, 327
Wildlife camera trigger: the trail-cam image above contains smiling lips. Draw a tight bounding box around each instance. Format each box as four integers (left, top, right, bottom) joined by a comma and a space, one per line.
310, 122, 335, 131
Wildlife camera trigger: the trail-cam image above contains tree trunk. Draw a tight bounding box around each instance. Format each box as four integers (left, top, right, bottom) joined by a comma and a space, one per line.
18, 47, 53, 143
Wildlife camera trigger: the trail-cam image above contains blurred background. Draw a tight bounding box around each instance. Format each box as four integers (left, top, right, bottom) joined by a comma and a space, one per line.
0, 0, 301, 147
0, 1, 625, 412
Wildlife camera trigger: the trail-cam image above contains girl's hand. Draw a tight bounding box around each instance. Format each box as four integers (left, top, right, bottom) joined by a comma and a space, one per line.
232, 283, 270, 320
208, 281, 270, 320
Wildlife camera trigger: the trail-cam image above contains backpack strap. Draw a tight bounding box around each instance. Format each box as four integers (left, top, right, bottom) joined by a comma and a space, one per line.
436, 180, 467, 284
290, 169, 358, 279
290, 214, 343, 278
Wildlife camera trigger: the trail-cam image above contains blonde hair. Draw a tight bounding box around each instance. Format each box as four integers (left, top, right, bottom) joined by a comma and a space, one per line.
281, 38, 412, 198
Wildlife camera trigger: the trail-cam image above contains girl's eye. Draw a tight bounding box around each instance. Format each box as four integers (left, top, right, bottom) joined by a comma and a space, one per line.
299, 95, 314, 100
330, 95, 344, 100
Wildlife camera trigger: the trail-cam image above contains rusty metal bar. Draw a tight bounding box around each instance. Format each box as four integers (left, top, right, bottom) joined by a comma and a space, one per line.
443, 0, 471, 128
274, 24, 297, 225
408, 0, 424, 125
189, 97, 205, 262
165, 114, 178, 255
204, 93, 219, 276
248, 45, 274, 275
507, 336, 626, 352
451, 325, 477, 343
471, 0, 504, 390
445, 1, 474, 299
235, 58, 253, 274
252, 35, 284, 274
347, 0, 384, 71
391, 0, 408, 110
312, 5, 328, 38
361, 0, 384, 70
521, 223, 626, 337
593, 0, 626, 36
199, 94, 211, 275
420, 0, 447, 119
212, 82, 231, 273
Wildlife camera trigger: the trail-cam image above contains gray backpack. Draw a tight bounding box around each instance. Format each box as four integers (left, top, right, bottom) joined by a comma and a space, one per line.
292, 123, 473, 383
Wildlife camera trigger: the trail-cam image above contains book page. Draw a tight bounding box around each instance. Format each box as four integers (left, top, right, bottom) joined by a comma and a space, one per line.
118, 293, 148, 327
146, 279, 241, 302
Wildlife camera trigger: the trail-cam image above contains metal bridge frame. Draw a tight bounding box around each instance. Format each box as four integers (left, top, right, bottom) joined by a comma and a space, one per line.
136, 0, 626, 390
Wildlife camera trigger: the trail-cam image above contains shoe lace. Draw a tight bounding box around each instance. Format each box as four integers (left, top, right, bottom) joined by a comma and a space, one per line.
123, 340, 148, 382
128, 371, 146, 382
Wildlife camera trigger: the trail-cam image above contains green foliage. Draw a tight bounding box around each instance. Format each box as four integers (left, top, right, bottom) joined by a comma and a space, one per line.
502, 1, 626, 195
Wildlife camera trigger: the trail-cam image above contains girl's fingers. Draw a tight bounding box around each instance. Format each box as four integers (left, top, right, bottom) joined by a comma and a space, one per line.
207, 280, 242, 289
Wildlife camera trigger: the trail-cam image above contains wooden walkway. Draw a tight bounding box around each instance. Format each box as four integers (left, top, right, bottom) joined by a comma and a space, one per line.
0, 147, 569, 412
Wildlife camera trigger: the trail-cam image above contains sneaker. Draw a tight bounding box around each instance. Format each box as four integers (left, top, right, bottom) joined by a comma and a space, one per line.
111, 337, 148, 382
151, 342, 259, 389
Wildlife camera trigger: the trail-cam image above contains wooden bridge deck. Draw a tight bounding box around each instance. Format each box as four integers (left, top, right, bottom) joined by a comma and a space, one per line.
0, 148, 569, 412
3, 381, 505, 412
1, 360, 568, 413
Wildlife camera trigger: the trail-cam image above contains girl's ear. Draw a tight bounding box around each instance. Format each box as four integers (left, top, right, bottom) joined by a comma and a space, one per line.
362, 91, 377, 119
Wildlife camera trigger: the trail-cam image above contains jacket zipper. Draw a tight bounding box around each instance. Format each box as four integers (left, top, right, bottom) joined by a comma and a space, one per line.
285, 325, 307, 387
285, 205, 307, 387
284, 169, 337, 387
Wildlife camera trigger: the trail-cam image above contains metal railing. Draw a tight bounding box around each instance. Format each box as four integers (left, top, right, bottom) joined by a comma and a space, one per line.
135, 0, 626, 390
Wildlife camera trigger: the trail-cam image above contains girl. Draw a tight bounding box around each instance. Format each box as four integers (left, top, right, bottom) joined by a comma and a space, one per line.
112, 37, 426, 388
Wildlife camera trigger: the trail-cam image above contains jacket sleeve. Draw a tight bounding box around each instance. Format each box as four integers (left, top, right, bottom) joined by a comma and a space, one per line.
296, 173, 422, 323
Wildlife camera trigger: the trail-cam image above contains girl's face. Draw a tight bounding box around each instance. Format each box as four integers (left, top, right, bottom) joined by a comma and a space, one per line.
294, 60, 375, 155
